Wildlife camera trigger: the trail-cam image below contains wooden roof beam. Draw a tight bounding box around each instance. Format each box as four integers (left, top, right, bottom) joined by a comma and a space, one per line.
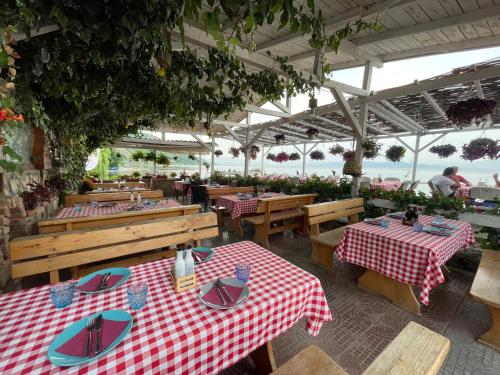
380, 99, 425, 132
331, 87, 362, 138
295, 120, 349, 139
254, 0, 419, 52
368, 104, 418, 134
421, 91, 448, 121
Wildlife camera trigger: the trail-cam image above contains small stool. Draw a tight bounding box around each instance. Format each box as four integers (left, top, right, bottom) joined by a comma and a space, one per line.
272, 345, 347, 375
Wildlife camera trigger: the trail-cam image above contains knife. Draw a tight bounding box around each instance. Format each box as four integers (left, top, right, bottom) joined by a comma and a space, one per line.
216, 279, 234, 303
94, 314, 103, 354
213, 282, 227, 306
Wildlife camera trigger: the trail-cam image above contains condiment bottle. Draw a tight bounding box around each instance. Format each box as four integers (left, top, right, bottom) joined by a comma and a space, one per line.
184, 245, 195, 276
130, 192, 134, 206
175, 248, 186, 278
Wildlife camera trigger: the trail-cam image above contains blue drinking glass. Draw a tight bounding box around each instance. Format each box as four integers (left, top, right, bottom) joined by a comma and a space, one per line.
235, 263, 251, 283
380, 219, 390, 229
50, 282, 75, 308
73, 203, 82, 213
413, 222, 423, 233
127, 283, 149, 310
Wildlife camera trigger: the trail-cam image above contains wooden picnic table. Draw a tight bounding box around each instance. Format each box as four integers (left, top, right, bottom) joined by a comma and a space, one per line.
0, 241, 331, 374
336, 214, 474, 314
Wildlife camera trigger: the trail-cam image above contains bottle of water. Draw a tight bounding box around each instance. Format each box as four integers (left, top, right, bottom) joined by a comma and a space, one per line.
137, 192, 142, 207
129, 192, 134, 206
184, 245, 195, 276
175, 248, 186, 278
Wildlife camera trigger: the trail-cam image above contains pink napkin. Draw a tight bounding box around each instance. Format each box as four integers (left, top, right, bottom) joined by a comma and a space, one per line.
364, 219, 382, 225
76, 275, 124, 292
193, 250, 210, 261
202, 282, 244, 307
56, 319, 129, 357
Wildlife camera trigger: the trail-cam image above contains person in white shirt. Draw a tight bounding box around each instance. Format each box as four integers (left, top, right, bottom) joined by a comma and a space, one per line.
428, 167, 461, 197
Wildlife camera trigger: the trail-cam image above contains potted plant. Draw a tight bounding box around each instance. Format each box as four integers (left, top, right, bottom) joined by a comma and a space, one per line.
362, 138, 382, 159
306, 127, 319, 140
188, 154, 196, 160
266, 153, 276, 161
229, 147, 240, 158
329, 144, 344, 156
131, 150, 145, 162
289, 152, 301, 161
275, 151, 289, 163
169, 172, 177, 178
132, 171, 141, 178
446, 97, 496, 126
214, 150, 223, 157
274, 133, 285, 145
461, 138, 499, 161
310, 150, 325, 160
309, 94, 318, 110
156, 154, 170, 166
342, 150, 353, 161
385, 145, 406, 162
429, 144, 457, 158
144, 151, 157, 162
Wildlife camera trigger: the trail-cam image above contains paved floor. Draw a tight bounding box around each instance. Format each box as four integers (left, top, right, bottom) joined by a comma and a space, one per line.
202, 219, 500, 375
16, 205, 500, 374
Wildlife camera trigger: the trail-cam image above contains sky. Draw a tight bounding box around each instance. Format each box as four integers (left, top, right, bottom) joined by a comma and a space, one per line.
153, 45, 500, 172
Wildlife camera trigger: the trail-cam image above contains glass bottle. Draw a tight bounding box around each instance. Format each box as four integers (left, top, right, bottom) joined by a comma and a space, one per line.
175, 248, 186, 278
137, 192, 142, 207
184, 245, 195, 276
129, 192, 134, 206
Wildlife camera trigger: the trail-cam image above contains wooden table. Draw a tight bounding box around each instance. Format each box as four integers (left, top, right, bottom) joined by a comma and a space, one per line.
217, 193, 284, 237
0, 241, 331, 374
336, 215, 474, 314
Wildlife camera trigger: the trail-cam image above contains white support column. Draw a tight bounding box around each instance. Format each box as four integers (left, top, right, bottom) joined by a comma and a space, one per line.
210, 136, 215, 175
260, 146, 265, 174
243, 113, 251, 177
198, 152, 202, 176
302, 143, 307, 177
161, 132, 165, 141
411, 135, 420, 182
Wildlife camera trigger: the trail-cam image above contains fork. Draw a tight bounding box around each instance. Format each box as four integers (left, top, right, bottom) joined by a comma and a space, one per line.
85, 317, 96, 357
99, 273, 111, 290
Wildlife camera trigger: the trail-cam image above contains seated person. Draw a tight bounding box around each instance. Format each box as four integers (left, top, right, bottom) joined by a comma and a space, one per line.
428, 167, 460, 197
452, 166, 471, 186
494, 172, 500, 188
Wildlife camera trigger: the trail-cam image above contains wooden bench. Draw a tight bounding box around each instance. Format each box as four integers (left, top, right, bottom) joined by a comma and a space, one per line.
64, 190, 163, 207
242, 194, 316, 248
38, 204, 201, 233
272, 322, 450, 375
304, 198, 364, 271
470, 249, 500, 351
10, 212, 218, 283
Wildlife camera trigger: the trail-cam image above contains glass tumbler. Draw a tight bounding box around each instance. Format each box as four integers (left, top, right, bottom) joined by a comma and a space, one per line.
380, 219, 390, 229
127, 283, 149, 310
235, 263, 251, 283
50, 282, 75, 308
413, 222, 423, 233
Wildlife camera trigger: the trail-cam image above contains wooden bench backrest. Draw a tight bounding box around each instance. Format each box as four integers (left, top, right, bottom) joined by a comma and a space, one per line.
255, 194, 317, 224
208, 186, 253, 200
65, 190, 163, 207
304, 198, 364, 235
363, 321, 450, 375
11, 212, 218, 281
38, 204, 201, 234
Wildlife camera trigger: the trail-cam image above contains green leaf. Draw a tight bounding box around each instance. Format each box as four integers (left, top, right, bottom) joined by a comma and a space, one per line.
49, 6, 69, 31
0, 50, 9, 67
2, 145, 23, 162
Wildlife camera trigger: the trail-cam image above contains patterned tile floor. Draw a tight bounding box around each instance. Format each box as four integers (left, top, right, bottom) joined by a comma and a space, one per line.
17, 206, 500, 374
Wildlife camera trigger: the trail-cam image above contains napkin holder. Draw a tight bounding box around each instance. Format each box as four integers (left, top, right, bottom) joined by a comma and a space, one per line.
170, 267, 197, 293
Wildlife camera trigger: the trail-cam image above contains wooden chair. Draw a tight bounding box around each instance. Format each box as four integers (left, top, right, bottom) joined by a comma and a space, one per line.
242, 194, 317, 248
64, 190, 163, 207
272, 322, 450, 375
10, 212, 218, 283
469, 250, 500, 351
38, 204, 201, 233
304, 198, 364, 271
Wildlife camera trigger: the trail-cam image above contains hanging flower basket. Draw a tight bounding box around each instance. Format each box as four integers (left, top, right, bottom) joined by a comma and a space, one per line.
446, 98, 496, 126
229, 147, 240, 158
342, 150, 353, 161
461, 138, 499, 161
329, 144, 345, 156
145, 151, 157, 162
274, 133, 285, 145
429, 144, 457, 158
310, 150, 325, 160
306, 127, 319, 140
275, 152, 289, 163
188, 119, 196, 129
362, 138, 382, 159
343, 158, 362, 177
156, 154, 170, 166
289, 152, 301, 161
267, 153, 276, 161
250, 145, 260, 160
309, 97, 318, 110
188, 154, 196, 160
385, 145, 406, 163
214, 150, 223, 157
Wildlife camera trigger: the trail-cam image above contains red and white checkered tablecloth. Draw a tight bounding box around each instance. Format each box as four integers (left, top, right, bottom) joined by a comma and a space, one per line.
370, 181, 402, 191
456, 186, 471, 198
56, 199, 181, 219
0, 241, 331, 375
173, 181, 188, 192
336, 215, 474, 305
217, 193, 284, 219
